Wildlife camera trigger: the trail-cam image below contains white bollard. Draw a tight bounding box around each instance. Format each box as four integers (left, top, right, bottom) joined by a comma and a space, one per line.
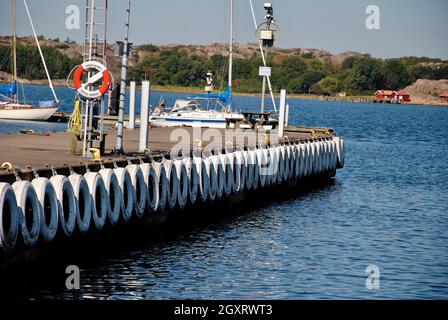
278, 89, 287, 138
129, 81, 136, 129
285, 104, 289, 128
139, 81, 150, 152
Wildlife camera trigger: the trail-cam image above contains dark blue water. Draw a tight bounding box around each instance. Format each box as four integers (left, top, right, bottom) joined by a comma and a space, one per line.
2, 85, 448, 299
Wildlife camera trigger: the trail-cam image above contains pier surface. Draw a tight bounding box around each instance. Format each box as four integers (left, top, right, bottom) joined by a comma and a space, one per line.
0, 125, 334, 182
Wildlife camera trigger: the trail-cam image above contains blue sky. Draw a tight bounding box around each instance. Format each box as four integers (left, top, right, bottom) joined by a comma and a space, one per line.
1, 0, 447, 59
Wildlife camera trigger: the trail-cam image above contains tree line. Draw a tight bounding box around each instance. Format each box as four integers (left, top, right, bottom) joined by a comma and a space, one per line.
0, 45, 82, 81
130, 47, 448, 95
1, 42, 447, 96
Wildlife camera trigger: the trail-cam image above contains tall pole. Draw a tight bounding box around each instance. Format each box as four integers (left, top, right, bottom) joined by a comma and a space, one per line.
261, 45, 268, 113
228, 0, 234, 111
12, 0, 17, 103
114, 0, 131, 155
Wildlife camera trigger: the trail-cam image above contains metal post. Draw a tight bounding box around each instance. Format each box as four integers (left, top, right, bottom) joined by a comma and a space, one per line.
129, 81, 136, 129
285, 103, 289, 128
278, 89, 286, 138
261, 46, 268, 113
139, 81, 150, 152
114, 0, 131, 155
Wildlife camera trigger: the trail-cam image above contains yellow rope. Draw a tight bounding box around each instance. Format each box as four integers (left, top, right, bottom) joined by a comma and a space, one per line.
67, 99, 82, 134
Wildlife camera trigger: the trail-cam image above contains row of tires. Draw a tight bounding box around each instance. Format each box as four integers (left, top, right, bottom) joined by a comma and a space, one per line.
0, 137, 344, 251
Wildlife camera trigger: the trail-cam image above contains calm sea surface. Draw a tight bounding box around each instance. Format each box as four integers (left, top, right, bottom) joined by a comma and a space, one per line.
1, 85, 447, 299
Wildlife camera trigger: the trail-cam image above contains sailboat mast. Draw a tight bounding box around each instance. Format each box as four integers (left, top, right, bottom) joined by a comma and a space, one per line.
228, 0, 233, 88
12, 0, 17, 82
12, 0, 18, 103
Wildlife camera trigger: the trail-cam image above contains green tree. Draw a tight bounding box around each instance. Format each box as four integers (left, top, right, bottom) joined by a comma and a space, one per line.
343, 57, 384, 94
311, 76, 341, 95
381, 59, 411, 89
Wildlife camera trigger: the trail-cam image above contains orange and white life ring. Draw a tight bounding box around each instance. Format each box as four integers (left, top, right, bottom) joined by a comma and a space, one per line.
73, 60, 112, 99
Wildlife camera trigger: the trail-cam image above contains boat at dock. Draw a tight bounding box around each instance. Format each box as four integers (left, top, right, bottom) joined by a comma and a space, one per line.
149, 0, 254, 129
0, 0, 59, 121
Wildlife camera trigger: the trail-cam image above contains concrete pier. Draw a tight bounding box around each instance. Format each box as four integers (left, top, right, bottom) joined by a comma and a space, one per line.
0, 124, 344, 270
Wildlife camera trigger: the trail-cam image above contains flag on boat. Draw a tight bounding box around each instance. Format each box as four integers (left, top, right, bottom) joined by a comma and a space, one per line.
0, 82, 17, 96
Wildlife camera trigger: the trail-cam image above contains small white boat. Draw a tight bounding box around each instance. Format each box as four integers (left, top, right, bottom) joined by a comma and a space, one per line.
149, 99, 245, 129
0, 0, 59, 121
0, 103, 58, 121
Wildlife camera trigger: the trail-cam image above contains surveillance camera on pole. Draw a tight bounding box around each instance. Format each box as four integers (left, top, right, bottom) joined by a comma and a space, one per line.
256, 3, 280, 112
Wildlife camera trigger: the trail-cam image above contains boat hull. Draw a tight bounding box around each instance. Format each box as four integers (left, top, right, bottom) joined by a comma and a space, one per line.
149, 116, 229, 129
0, 107, 58, 121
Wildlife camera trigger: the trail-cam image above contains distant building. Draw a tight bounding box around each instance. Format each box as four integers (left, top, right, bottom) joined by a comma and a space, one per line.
396, 90, 411, 103
439, 91, 448, 102
374, 90, 411, 104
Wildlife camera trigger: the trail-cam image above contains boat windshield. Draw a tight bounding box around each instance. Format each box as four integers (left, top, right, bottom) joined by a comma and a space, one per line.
171, 100, 201, 112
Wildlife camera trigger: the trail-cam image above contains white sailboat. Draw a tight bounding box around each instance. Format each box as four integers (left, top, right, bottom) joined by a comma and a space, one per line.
0, 0, 59, 121
149, 0, 245, 129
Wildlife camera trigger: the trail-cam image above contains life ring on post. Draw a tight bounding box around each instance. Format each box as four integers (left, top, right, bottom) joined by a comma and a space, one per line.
73, 60, 112, 99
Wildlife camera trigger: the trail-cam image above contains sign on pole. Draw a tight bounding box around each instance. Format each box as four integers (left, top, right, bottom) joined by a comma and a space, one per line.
259, 66, 272, 77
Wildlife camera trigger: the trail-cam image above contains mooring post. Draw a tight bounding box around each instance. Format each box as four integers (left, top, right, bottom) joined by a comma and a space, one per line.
278, 89, 287, 138
285, 103, 289, 128
139, 80, 150, 152
129, 81, 136, 129
114, 0, 132, 155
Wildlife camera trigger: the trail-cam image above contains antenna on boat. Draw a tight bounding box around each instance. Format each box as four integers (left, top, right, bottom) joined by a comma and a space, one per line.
228, 0, 234, 111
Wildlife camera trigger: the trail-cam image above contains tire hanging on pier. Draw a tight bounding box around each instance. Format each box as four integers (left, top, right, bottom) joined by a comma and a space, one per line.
285, 144, 295, 181
322, 141, 329, 172
282, 146, 290, 182
68, 174, 92, 234
243, 151, 254, 191
335, 137, 345, 169
275, 147, 285, 184
231, 153, 242, 193
267, 147, 277, 186
317, 142, 324, 174
256, 148, 267, 188
222, 154, 234, 197
162, 160, 179, 210
31, 178, 59, 242
98, 169, 121, 226
238, 151, 247, 191
126, 164, 148, 218
0, 183, 19, 251
174, 160, 189, 210
12, 181, 40, 247
194, 158, 210, 203
84, 172, 108, 231
212, 155, 225, 200
205, 157, 218, 202
311, 142, 319, 175
50, 175, 77, 237
324, 140, 331, 171
184, 158, 198, 205
152, 162, 168, 211
139, 163, 159, 212
114, 168, 134, 221
303, 143, 311, 177
248, 150, 259, 191
292, 144, 300, 179
330, 139, 337, 170
297, 144, 305, 178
